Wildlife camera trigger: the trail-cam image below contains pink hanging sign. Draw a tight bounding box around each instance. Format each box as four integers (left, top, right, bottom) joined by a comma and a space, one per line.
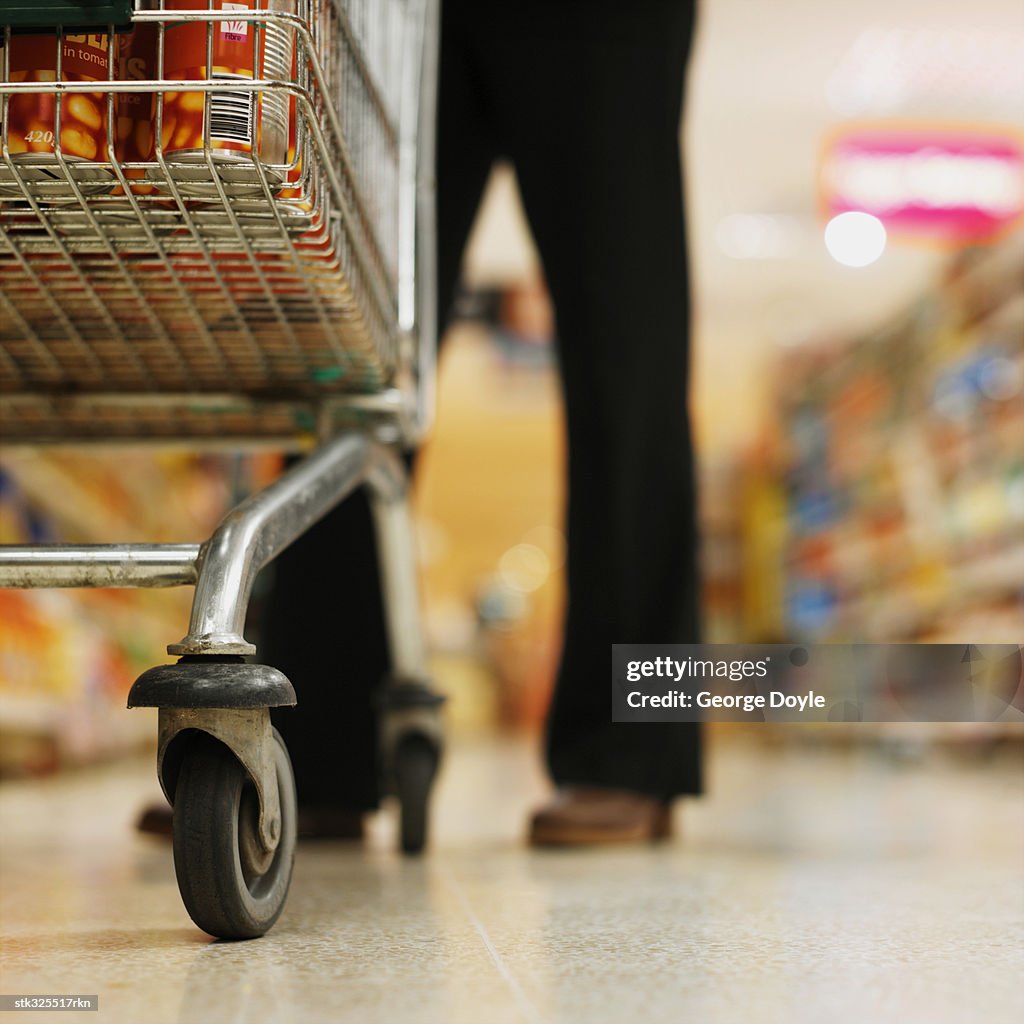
821, 126, 1024, 242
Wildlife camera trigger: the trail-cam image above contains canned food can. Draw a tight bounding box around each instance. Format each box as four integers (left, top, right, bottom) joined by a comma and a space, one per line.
0, 31, 115, 198
153, 0, 294, 197
114, 1, 159, 171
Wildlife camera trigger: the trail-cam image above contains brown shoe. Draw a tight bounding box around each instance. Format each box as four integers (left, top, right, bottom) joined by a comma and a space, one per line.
528, 787, 672, 847
135, 801, 363, 841
136, 802, 174, 837
296, 805, 364, 841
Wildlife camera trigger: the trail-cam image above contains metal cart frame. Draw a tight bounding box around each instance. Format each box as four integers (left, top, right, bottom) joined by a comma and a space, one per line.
0, 0, 442, 940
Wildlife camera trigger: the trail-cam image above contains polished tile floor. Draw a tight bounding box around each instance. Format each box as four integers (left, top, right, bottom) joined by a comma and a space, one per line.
1, 731, 1022, 1024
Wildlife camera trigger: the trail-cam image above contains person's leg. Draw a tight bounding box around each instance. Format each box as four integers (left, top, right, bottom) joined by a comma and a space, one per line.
262, 1, 499, 819
468, 1, 702, 814
263, 492, 386, 815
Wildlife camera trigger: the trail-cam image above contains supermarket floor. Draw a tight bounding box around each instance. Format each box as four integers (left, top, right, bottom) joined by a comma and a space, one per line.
1, 731, 1022, 1024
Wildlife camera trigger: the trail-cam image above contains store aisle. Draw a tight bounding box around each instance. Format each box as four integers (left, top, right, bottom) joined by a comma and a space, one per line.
1, 732, 1022, 1024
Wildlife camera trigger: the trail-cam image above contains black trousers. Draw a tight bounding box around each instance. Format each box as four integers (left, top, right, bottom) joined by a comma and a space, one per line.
264, 0, 702, 808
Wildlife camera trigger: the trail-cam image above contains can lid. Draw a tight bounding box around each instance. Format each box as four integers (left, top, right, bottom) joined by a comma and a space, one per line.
1, 1, 133, 31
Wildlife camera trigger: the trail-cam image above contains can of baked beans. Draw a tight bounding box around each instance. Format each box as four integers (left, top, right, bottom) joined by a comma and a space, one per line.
114, 0, 159, 169
0, 29, 115, 197
153, 0, 294, 197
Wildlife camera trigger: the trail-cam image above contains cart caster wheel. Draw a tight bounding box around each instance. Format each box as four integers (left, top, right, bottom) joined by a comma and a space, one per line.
394, 733, 439, 855
172, 727, 296, 940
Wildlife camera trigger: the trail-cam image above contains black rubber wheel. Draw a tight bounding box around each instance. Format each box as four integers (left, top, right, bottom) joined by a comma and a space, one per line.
394, 733, 439, 855
172, 727, 296, 940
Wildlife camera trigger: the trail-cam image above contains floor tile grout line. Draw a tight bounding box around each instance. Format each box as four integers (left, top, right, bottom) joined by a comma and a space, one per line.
437, 865, 548, 1024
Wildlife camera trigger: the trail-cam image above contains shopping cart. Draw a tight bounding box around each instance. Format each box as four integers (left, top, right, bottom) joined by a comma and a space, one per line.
0, 0, 442, 939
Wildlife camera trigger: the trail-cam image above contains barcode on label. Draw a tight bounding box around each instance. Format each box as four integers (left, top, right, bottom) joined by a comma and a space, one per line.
210, 74, 253, 146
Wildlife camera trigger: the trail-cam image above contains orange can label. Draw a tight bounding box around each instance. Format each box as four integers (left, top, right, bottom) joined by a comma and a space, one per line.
115, 24, 158, 165
1, 32, 110, 162
162, 0, 262, 157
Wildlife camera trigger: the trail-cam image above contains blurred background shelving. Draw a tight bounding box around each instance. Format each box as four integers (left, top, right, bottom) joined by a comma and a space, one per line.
739, 230, 1024, 645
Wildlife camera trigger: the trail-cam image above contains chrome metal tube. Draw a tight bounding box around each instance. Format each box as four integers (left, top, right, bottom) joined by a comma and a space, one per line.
367, 446, 428, 680
413, 0, 440, 441
0, 545, 200, 588
396, 0, 439, 443
168, 432, 375, 656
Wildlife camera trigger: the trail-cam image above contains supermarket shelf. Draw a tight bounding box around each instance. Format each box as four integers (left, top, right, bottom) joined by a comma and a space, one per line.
0, 1, 132, 29
0, 693, 65, 732
955, 544, 1024, 598
747, 229, 1024, 642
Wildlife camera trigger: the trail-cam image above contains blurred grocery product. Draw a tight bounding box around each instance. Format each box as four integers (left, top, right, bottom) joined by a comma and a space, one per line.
0, 453, 261, 775
742, 229, 1023, 644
